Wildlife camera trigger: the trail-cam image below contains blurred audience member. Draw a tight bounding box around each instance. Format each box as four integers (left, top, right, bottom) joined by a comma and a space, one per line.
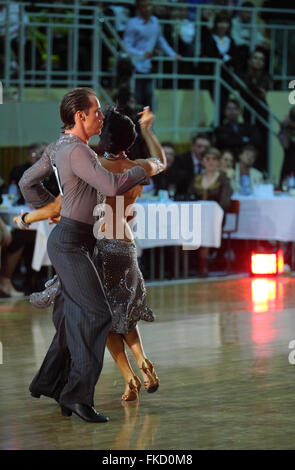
231, 1, 269, 75
202, 12, 236, 69
232, 144, 263, 193
173, 5, 195, 58
239, 49, 271, 171
171, 5, 195, 88
108, 3, 132, 37
0, 217, 24, 297
153, 142, 177, 196
190, 146, 233, 276
278, 106, 295, 185
113, 88, 150, 160
115, 53, 135, 90
190, 147, 233, 210
123, 0, 180, 109
9, 143, 59, 204
220, 148, 235, 183
201, 12, 237, 121
174, 133, 211, 197
214, 98, 262, 158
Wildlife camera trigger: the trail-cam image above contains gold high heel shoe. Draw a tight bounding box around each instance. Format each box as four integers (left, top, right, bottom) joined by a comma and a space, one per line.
141, 358, 159, 393
122, 376, 142, 402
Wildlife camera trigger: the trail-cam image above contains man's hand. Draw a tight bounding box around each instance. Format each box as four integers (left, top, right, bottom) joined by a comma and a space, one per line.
48, 216, 61, 225
13, 214, 27, 230
144, 51, 153, 58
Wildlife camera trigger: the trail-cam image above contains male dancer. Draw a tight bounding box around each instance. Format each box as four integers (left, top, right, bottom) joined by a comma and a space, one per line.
19, 88, 149, 423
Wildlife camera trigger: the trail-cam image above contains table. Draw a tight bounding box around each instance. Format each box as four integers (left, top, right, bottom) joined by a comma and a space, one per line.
133, 200, 224, 279
0, 199, 224, 279
224, 194, 295, 241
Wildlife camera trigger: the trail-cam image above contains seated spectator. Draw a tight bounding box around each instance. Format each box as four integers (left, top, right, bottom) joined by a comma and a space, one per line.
231, 1, 269, 75
214, 98, 262, 158
238, 49, 271, 172
190, 147, 233, 211
232, 144, 263, 194
201, 12, 237, 121
153, 142, 178, 196
174, 133, 211, 198
189, 146, 233, 276
9, 142, 59, 204
219, 148, 235, 183
0, 217, 25, 297
123, 0, 180, 109
278, 105, 295, 185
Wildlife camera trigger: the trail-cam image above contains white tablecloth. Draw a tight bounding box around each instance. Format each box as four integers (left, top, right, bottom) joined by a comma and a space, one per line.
224, 194, 295, 241
0, 200, 224, 270
133, 200, 224, 250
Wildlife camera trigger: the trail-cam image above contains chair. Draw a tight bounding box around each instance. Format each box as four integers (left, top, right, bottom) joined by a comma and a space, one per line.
222, 200, 240, 273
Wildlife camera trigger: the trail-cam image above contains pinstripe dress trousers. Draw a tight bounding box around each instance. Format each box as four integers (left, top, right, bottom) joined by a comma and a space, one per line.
30, 216, 112, 407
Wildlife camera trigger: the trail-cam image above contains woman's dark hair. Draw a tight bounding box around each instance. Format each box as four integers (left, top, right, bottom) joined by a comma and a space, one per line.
59, 87, 97, 130
99, 107, 137, 154
212, 12, 232, 34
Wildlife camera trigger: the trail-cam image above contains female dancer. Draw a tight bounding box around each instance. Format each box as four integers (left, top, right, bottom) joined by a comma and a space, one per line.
15, 106, 166, 402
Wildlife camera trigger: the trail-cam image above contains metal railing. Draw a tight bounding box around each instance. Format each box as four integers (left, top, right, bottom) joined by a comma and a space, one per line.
1, 1, 295, 89
0, 0, 291, 177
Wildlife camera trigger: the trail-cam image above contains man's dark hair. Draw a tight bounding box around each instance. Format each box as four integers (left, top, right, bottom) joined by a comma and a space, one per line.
226, 98, 241, 109
240, 144, 258, 158
192, 132, 211, 144
59, 87, 97, 130
99, 107, 137, 154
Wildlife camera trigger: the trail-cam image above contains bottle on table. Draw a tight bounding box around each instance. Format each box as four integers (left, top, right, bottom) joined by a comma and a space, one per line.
239, 174, 251, 196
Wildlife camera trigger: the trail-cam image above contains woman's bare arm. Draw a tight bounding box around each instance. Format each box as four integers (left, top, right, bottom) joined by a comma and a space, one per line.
13, 195, 61, 230
134, 107, 167, 177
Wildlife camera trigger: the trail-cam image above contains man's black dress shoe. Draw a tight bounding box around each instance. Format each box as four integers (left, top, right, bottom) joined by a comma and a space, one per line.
60, 403, 109, 423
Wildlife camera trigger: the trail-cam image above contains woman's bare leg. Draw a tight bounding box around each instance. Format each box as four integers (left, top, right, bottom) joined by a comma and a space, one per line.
123, 327, 159, 392
122, 326, 146, 369
107, 332, 141, 400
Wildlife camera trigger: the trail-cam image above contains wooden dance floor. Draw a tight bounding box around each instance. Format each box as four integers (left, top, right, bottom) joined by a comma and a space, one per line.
1, 276, 295, 450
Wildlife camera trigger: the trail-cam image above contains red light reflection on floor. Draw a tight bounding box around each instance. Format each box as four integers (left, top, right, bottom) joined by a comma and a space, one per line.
251, 279, 284, 344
